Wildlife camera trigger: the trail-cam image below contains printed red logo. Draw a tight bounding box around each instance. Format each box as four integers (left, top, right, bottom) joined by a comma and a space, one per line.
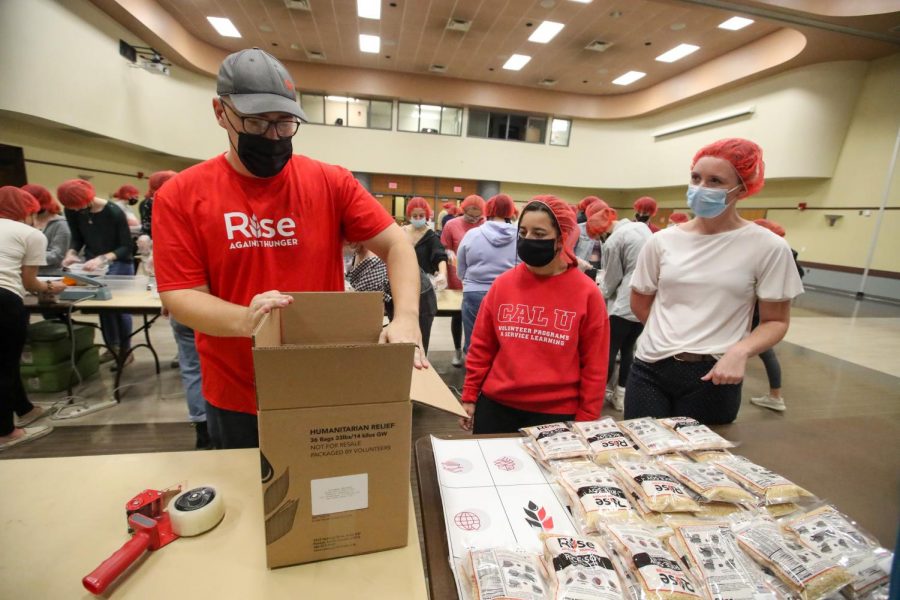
441, 460, 465, 473
284, 79, 294, 91
524, 501, 554, 530
454, 511, 481, 531
493, 456, 518, 471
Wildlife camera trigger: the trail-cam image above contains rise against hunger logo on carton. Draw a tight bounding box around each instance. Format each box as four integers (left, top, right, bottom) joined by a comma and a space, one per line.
497, 303, 576, 348
224, 211, 299, 250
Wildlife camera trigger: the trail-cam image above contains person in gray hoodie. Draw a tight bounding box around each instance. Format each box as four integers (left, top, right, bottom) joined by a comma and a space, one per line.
22, 184, 70, 275
457, 194, 519, 354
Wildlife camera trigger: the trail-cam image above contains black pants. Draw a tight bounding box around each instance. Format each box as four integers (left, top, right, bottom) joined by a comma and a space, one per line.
451, 314, 462, 351
1, 289, 33, 436
205, 402, 258, 449
624, 357, 741, 425
608, 316, 643, 388
473, 394, 575, 434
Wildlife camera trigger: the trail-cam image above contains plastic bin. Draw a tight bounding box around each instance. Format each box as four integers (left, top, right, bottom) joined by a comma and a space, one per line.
20, 346, 100, 393
22, 322, 96, 367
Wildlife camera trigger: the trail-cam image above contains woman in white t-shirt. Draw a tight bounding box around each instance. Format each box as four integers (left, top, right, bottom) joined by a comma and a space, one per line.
0, 187, 66, 450
626, 138, 804, 424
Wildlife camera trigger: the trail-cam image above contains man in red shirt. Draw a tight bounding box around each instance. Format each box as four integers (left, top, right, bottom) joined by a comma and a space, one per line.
153, 48, 423, 448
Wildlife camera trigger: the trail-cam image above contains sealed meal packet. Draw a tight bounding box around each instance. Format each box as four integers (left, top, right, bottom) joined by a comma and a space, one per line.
465, 548, 551, 600
662, 459, 756, 505
620, 418, 688, 455
522, 423, 592, 461
659, 417, 736, 451
609, 547, 645, 600
542, 534, 625, 600
733, 517, 853, 600
686, 449, 733, 463
602, 522, 703, 600
714, 457, 813, 505
557, 465, 638, 531
571, 418, 643, 464
782, 506, 891, 597
668, 521, 774, 600
612, 459, 701, 513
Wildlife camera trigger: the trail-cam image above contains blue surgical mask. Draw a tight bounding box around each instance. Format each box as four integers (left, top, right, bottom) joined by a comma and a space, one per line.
686, 184, 740, 218
410, 217, 427, 229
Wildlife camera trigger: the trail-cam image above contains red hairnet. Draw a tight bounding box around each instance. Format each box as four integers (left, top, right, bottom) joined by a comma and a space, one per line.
754, 218, 785, 237
22, 184, 60, 215
148, 170, 178, 196
668, 211, 690, 224
578, 196, 601, 213
584, 199, 609, 219
586, 207, 618, 237
485, 194, 516, 219
0, 187, 40, 221
525, 195, 578, 266
460, 194, 485, 212
405, 197, 433, 219
692, 138, 765, 198
57, 179, 95, 210
633, 196, 658, 215
113, 184, 140, 200
441, 201, 456, 211
567, 204, 578, 215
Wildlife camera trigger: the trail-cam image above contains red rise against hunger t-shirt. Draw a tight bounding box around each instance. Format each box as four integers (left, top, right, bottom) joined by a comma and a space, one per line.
153, 154, 395, 415
462, 263, 610, 421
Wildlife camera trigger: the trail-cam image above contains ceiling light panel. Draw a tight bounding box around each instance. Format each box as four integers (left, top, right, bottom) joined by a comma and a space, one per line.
612, 70, 646, 85
528, 21, 565, 44
359, 34, 380, 53
503, 54, 532, 71
718, 16, 754, 30
357, 0, 381, 20
207, 17, 241, 38
655, 43, 699, 63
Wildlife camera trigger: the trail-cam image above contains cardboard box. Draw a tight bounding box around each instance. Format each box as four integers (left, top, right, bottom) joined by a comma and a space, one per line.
252, 292, 466, 568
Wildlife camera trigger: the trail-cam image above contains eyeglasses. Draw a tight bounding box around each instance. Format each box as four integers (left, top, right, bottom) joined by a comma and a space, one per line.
221, 101, 301, 138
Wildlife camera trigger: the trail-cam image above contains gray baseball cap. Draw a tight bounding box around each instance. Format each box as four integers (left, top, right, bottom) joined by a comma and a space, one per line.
217, 48, 308, 122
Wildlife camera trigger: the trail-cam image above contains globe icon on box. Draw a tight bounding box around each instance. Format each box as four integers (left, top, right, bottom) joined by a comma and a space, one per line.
454, 511, 481, 531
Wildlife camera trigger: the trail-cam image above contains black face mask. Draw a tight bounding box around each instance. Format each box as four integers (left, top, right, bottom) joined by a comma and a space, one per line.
635, 213, 650, 223
517, 237, 558, 267
576, 211, 587, 224
127, 197, 139, 206
233, 132, 293, 178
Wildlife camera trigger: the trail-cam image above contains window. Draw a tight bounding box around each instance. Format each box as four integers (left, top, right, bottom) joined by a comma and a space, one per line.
398, 102, 462, 135
549, 118, 571, 146
468, 109, 548, 143
298, 93, 392, 130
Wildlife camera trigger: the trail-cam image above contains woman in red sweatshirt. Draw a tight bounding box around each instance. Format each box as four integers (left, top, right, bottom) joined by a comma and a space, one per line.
459, 195, 609, 434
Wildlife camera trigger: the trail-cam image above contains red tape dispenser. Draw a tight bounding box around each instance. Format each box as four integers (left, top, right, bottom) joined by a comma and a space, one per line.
83, 485, 224, 595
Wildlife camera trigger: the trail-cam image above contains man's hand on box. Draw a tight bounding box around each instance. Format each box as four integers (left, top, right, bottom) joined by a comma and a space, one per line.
245, 290, 293, 337
380, 313, 430, 369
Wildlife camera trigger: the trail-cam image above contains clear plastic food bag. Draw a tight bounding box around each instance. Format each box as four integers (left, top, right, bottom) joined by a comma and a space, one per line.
558, 465, 639, 531
714, 457, 814, 505
612, 459, 701, 513
662, 459, 756, 505
620, 418, 689, 455
572, 418, 643, 464
659, 417, 736, 451
522, 423, 592, 461
542, 534, 626, 600
465, 547, 552, 600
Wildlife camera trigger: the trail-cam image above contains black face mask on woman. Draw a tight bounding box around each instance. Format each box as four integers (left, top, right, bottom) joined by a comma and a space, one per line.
233, 133, 293, 178
517, 237, 558, 267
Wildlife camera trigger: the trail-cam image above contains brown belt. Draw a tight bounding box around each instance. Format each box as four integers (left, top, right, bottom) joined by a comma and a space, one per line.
673, 352, 717, 363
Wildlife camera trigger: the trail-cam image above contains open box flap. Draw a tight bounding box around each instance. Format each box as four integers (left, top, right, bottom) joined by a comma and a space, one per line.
254, 343, 414, 410
283, 292, 382, 345
410, 366, 468, 418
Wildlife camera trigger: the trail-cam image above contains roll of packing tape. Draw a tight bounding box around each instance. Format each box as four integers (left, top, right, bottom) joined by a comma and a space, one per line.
167, 486, 225, 537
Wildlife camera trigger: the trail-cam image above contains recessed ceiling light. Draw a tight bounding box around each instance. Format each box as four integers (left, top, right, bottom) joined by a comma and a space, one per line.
719, 16, 754, 30
326, 96, 360, 103
259, 24, 274, 33
655, 43, 699, 62
612, 70, 645, 85
528, 21, 564, 43
207, 17, 241, 38
503, 54, 532, 71
357, 0, 381, 20
569, 0, 592, 3
670, 23, 686, 31
359, 34, 380, 53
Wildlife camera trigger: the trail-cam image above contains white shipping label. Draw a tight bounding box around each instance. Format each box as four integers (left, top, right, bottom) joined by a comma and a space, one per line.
310, 473, 368, 516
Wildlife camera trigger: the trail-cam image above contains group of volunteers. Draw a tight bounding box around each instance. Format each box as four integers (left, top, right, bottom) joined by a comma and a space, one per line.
1, 48, 803, 452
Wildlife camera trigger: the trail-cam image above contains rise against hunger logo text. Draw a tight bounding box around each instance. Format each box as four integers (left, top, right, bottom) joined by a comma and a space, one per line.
224, 211, 299, 250
497, 303, 576, 347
